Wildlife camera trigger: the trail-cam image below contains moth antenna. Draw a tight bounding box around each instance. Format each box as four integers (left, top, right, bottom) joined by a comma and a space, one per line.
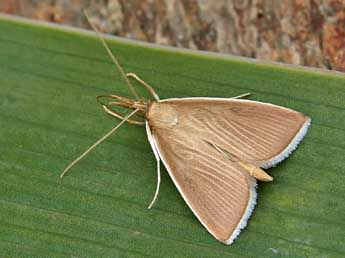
84, 10, 139, 100
103, 105, 144, 125
60, 109, 139, 178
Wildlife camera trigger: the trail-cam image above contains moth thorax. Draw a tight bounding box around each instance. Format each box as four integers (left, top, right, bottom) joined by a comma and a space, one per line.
147, 102, 178, 128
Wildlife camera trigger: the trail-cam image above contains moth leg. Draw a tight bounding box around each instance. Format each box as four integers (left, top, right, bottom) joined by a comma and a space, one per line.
231, 93, 251, 99
126, 73, 160, 101
236, 160, 273, 182
205, 140, 273, 182
147, 155, 161, 209
102, 105, 144, 125
146, 123, 162, 209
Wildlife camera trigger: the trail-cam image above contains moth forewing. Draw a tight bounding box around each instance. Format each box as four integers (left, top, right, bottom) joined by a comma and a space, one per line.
145, 98, 310, 244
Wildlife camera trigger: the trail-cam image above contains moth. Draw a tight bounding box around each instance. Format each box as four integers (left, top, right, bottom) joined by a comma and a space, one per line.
61, 12, 311, 245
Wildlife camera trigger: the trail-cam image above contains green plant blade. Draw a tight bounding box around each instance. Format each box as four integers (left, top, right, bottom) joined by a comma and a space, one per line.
0, 15, 344, 258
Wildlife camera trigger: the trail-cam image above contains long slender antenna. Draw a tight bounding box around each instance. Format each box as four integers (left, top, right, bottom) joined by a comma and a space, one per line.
60, 108, 139, 178
84, 10, 139, 100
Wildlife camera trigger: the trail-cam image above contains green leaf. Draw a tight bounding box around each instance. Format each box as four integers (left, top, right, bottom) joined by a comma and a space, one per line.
0, 15, 344, 258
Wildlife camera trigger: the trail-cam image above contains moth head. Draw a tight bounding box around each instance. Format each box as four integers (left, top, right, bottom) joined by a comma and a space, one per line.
97, 94, 150, 125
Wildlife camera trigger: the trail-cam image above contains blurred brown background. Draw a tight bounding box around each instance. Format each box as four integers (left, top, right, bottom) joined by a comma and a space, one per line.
1, 0, 345, 72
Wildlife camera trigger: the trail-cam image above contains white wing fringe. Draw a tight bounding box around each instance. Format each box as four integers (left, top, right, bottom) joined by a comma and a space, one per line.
262, 117, 311, 169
